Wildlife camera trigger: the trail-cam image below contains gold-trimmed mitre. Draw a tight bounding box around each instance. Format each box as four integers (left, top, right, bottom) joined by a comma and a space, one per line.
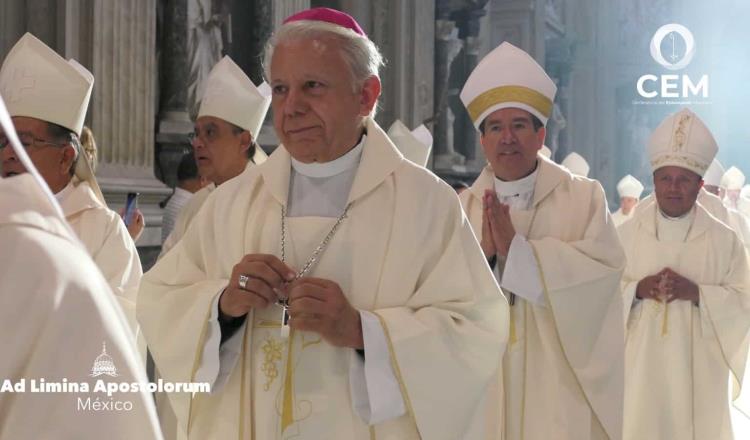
459, 42, 557, 129
647, 108, 717, 177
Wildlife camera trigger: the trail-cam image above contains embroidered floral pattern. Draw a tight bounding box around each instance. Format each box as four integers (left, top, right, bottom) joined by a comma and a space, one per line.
260, 336, 284, 391
671, 113, 692, 152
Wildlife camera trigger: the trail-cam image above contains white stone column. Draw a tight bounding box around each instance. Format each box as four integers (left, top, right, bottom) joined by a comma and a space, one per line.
87, 0, 170, 251
374, 0, 435, 130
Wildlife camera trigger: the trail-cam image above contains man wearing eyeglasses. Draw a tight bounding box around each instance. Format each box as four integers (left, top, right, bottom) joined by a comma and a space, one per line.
159, 55, 271, 257
0, 33, 142, 331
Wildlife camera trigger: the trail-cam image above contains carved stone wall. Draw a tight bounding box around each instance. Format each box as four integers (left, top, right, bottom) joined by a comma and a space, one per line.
0, 0, 170, 266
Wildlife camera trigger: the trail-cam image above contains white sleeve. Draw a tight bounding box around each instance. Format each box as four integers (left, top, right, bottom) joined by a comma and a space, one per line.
500, 234, 545, 306
194, 289, 246, 394
349, 310, 406, 425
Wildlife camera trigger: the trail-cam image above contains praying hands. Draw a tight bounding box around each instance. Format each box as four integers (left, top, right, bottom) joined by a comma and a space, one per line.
636, 268, 700, 305
481, 189, 517, 258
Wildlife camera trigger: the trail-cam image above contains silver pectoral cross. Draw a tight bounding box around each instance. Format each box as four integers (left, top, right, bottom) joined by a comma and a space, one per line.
279, 299, 290, 339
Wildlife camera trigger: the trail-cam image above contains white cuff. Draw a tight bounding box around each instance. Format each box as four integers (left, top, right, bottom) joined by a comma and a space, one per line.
194, 289, 246, 394
349, 310, 406, 425
501, 234, 545, 306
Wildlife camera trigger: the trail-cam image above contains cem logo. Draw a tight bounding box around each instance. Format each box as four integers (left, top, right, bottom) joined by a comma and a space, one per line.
636, 24, 709, 99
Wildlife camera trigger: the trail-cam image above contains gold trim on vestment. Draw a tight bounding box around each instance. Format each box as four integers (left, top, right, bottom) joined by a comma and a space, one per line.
650, 154, 708, 174
372, 312, 423, 439
467, 86, 552, 123
280, 329, 297, 433
240, 316, 252, 440
187, 301, 215, 436
528, 243, 605, 438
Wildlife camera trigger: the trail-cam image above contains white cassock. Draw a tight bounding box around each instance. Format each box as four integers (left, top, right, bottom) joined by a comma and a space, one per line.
0, 174, 163, 440
162, 187, 195, 242
618, 202, 750, 440
611, 208, 633, 227
55, 180, 143, 327
460, 154, 626, 440
137, 119, 508, 440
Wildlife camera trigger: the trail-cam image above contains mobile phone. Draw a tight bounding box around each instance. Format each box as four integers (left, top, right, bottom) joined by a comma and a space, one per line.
123, 192, 139, 226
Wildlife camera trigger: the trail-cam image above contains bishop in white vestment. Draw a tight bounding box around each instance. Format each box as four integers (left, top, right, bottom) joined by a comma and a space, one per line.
619, 108, 750, 440
0, 33, 141, 325
611, 175, 644, 227
139, 8, 508, 440
0, 103, 162, 440
160, 55, 270, 258
459, 42, 625, 440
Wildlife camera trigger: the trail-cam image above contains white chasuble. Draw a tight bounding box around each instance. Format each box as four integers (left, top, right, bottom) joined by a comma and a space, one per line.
619, 202, 750, 440
460, 155, 626, 440
160, 183, 216, 258
0, 174, 162, 440
138, 119, 508, 439
57, 180, 143, 329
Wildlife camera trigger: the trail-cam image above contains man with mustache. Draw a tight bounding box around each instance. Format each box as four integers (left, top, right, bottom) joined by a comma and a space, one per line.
459, 42, 626, 440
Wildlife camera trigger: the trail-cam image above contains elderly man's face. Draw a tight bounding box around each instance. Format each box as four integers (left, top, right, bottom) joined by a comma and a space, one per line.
0, 116, 75, 193
479, 108, 545, 181
653, 166, 703, 218
191, 116, 250, 186
270, 37, 380, 163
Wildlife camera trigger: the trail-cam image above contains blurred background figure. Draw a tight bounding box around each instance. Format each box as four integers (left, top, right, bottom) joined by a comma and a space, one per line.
160, 151, 207, 242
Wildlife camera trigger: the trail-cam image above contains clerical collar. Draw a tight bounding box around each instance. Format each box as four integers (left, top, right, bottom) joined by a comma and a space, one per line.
493, 162, 539, 197
290, 135, 366, 178
658, 205, 695, 222
54, 182, 75, 203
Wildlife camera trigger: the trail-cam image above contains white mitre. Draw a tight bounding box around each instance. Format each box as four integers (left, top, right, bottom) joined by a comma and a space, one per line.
721, 166, 746, 190
561, 152, 590, 177
0, 33, 93, 137
198, 55, 271, 164
647, 108, 717, 177
387, 120, 432, 167
460, 42, 557, 128
617, 174, 644, 199
703, 158, 725, 187
0, 33, 104, 203
540, 145, 552, 159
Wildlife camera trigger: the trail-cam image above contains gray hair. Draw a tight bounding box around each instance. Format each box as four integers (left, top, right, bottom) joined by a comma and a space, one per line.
263, 20, 385, 118
46, 121, 81, 176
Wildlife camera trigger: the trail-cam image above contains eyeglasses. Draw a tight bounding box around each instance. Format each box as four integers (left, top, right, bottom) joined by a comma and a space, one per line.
188, 125, 220, 144
0, 133, 67, 150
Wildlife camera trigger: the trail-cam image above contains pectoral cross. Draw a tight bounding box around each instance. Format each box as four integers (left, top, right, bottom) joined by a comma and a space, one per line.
279, 299, 290, 339
654, 272, 671, 336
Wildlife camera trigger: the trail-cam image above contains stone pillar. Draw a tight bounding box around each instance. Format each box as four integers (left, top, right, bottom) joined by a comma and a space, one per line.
433, 0, 488, 174
0, 0, 62, 60
455, 34, 483, 169
486, 0, 545, 62
433, 19, 464, 171
89, 0, 170, 263
155, 0, 193, 193
370, 0, 436, 140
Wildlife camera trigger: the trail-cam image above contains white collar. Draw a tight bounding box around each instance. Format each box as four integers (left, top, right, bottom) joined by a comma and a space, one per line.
174, 187, 193, 198
658, 205, 696, 222
54, 182, 75, 203
493, 162, 539, 197
290, 135, 366, 178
